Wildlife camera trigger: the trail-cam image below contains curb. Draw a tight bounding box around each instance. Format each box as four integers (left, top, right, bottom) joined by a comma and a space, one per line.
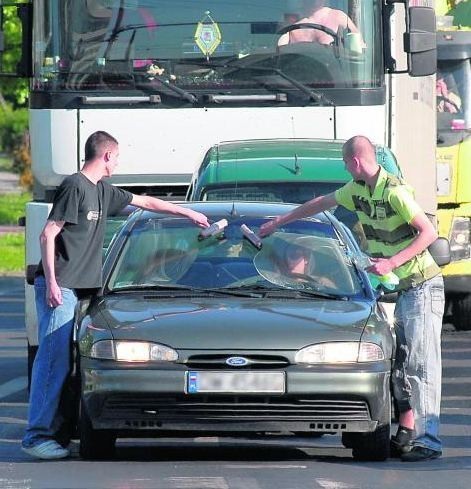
0, 225, 24, 235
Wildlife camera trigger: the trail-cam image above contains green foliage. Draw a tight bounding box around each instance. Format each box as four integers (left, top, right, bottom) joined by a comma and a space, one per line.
0, 106, 28, 153
0, 153, 12, 171
0, 192, 30, 225
0, 233, 24, 274
0, 4, 29, 107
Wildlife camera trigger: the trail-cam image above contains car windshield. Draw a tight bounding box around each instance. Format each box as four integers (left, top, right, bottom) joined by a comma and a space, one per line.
34, 0, 383, 93
201, 181, 343, 203
107, 216, 364, 297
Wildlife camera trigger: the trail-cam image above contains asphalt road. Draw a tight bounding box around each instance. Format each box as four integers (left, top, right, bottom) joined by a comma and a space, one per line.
0, 277, 470, 489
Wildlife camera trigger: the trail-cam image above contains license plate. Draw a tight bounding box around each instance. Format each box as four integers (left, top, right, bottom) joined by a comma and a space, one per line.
186, 371, 285, 394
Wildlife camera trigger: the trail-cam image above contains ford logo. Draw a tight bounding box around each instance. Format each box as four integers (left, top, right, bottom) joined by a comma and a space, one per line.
226, 356, 250, 367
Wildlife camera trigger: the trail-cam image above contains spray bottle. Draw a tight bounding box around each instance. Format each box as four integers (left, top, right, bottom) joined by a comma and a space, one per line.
355, 254, 399, 291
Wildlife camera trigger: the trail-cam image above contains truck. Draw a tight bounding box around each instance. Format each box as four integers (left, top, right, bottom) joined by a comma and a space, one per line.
0, 0, 438, 365
435, 0, 471, 330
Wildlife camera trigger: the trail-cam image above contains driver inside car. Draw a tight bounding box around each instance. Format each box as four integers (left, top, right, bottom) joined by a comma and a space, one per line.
281, 242, 337, 289
278, 0, 365, 47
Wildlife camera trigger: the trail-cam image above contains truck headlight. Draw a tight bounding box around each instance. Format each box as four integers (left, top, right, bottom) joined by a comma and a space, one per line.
295, 342, 384, 364
449, 217, 471, 261
90, 340, 178, 362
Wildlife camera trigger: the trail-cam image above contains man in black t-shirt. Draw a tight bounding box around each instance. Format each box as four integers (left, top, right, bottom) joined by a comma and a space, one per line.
22, 131, 209, 459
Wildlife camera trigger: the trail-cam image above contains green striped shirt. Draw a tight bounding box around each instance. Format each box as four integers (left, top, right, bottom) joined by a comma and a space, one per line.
335, 167, 440, 290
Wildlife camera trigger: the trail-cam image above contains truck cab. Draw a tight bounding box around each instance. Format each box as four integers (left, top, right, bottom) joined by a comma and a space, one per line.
435, 7, 471, 331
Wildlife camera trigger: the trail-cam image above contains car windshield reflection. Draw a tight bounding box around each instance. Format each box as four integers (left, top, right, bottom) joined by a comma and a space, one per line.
107, 217, 363, 297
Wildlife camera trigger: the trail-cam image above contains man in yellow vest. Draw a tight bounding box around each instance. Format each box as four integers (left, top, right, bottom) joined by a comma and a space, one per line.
260, 135, 445, 462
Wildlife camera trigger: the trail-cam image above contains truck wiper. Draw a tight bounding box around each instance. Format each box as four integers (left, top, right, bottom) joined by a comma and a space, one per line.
176, 58, 333, 106
137, 73, 197, 103
237, 65, 334, 106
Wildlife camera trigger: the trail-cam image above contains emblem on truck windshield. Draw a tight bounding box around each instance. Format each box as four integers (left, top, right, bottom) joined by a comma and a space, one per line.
194, 11, 221, 60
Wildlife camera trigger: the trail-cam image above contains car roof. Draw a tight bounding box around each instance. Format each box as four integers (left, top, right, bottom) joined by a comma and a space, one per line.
196, 138, 401, 186
200, 139, 349, 184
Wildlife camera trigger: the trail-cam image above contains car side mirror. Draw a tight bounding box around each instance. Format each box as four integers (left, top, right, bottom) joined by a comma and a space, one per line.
428, 237, 451, 267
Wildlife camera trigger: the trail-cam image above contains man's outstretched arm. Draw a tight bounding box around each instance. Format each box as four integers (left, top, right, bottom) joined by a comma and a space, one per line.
130, 194, 209, 228
259, 192, 337, 237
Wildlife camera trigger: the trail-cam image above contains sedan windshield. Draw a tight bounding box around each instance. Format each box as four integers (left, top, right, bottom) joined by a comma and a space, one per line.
107, 216, 363, 297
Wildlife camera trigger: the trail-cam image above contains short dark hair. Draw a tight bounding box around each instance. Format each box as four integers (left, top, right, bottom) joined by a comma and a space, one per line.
84, 131, 118, 161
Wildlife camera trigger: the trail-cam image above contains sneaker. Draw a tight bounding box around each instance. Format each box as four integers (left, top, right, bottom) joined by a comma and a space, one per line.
390, 426, 414, 457
401, 446, 442, 462
21, 440, 70, 460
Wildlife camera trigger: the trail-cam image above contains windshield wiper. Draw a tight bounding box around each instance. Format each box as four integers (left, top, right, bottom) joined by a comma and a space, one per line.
265, 288, 348, 300
198, 287, 263, 298
137, 73, 197, 103
219, 58, 333, 106
109, 284, 261, 298
240, 65, 334, 106
109, 284, 197, 292
176, 57, 333, 106
229, 284, 347, 300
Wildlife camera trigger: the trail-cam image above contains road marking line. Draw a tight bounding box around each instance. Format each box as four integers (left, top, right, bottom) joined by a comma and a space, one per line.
316, 478, 358, 489
0, 416, 27, 425
167, 477, 229, 489
0, 377, 28, 400
228, 464, 307, 469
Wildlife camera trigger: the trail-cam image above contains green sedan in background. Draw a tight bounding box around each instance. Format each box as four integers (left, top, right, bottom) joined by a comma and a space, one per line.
76, 202, 394, 461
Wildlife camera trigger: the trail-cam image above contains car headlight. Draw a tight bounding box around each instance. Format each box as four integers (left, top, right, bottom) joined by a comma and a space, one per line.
449, 217, 471, 261
90, 340, 178, 362
295, 342, 384, 364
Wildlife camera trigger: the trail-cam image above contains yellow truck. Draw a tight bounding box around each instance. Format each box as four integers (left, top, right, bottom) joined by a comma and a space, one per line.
435, 1, 471, 330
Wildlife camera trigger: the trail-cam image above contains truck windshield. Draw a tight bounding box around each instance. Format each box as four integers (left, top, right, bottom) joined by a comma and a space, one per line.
437, 60, 471, 142
33, 0, 383, 93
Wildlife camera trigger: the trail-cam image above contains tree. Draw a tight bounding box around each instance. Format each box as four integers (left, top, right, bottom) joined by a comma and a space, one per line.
0, 3, 29, 107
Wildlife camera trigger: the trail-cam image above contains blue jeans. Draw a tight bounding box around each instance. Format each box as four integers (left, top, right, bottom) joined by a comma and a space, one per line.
22, 276, 78, 448
392, 274, 445, 452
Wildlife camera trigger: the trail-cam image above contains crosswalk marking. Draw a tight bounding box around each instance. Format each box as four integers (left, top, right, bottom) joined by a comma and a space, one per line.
0, 377, 28, 400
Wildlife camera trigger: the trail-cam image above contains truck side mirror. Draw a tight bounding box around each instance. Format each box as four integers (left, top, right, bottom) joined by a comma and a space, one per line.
428, 237, 451, 267
383, 2, 436, 77
404, 6, 437, 77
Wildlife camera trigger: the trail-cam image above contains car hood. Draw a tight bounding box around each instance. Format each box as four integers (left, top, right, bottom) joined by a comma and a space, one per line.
94, 295, 372, 350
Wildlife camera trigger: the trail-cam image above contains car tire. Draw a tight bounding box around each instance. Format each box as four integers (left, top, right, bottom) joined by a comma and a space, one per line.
347, 424, 391, 461
453, 294, 471, 331
79, 400, 116, 460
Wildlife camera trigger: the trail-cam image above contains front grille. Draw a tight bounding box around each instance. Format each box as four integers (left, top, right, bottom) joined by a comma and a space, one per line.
102, 395, 370, 422
185, 354, 290, 369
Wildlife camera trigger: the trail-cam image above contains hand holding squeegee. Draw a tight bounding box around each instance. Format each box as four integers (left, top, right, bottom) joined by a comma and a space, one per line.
240, 224, 263, 249
198, 219, 228, 240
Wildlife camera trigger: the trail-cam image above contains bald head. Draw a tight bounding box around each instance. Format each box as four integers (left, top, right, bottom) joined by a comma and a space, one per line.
342, 135, 380, 183
343, 135, 376, 162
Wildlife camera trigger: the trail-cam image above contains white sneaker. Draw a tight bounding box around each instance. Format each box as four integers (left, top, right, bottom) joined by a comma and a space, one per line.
21, 440, 70, 460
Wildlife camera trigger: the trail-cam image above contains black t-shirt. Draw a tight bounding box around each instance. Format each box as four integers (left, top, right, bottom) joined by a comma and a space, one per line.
36, 173, 133, 289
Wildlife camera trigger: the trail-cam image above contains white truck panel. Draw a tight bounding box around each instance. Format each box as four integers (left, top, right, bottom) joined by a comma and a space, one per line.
29, 110, 78, 187
31, 107, 336, 186
79, 106, 336, 178
335, 106, 387, 144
